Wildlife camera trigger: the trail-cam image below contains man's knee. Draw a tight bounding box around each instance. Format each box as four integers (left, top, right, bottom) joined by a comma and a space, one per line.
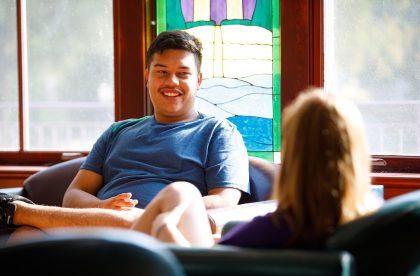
163, 181, 201, 199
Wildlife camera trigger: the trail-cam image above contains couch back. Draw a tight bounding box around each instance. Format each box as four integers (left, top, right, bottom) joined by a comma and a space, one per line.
22, 156, 279, 206
1, 228, 185, 276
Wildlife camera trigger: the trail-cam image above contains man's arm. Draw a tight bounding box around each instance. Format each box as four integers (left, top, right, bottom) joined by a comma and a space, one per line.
202, 187, 242, 209
62, 169, 138, 210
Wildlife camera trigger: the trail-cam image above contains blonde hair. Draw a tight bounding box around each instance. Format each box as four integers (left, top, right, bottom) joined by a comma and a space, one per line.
273, 88, 380, 247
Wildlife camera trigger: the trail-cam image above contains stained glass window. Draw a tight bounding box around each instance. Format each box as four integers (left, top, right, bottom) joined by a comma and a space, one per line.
156, 0, 280, 162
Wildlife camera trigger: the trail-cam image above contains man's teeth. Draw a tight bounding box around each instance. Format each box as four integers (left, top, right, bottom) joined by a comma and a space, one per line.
163, 92, 180, 96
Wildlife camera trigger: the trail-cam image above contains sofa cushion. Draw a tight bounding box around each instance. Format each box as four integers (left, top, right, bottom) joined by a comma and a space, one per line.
326, 190, 420, 276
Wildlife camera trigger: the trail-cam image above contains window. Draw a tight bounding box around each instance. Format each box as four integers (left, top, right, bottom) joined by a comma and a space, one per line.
280, 0, 420, 173
0, 0, 114, 160
0, 0, 19, 151
324, 0, 420, 172
324, 0, 420, 155
1, 0, 152, 165
156, 0, 281, 162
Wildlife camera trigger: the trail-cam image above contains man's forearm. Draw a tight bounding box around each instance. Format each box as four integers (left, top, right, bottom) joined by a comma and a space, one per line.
202, 194, 238, 209
62, 189, 103, 208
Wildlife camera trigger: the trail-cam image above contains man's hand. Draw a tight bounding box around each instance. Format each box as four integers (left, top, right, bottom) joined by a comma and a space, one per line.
99, 193, 138, 210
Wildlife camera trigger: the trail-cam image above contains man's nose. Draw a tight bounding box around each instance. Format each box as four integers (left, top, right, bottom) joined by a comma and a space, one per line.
165, 74, 179, 86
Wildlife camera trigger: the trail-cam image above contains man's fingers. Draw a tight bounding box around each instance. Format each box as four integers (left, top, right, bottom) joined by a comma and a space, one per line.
117, 193, 132, 199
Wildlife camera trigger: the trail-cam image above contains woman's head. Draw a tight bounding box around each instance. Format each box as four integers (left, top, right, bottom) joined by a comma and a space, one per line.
274, 88, 379, 246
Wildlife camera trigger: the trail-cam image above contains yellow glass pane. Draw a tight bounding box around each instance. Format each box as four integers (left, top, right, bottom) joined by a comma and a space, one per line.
193, 0, 210, 21
226, 0, 243, 20
222, 25, 272, 44
224, 44, 272, 60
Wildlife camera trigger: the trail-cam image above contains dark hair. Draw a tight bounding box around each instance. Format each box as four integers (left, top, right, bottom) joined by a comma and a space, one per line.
146, 30, 203, 73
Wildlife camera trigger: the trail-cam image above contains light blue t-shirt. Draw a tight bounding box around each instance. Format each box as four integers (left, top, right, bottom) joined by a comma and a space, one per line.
81, 113, 250, 208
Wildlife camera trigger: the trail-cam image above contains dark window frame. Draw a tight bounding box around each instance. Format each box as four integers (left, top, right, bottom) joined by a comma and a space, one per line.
2, 0, 419, 173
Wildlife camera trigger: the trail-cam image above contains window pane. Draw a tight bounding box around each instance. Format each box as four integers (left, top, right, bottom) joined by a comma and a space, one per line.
324, 0, 420, 155
157, 0, 281, 162
0, 1, 19, 150
25, 0, 114, 151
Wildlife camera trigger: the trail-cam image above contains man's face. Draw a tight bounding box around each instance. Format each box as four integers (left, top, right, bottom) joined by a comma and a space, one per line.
146, 49, 202, 124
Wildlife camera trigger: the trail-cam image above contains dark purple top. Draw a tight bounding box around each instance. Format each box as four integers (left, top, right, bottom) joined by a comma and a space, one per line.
218, 212, 292, 248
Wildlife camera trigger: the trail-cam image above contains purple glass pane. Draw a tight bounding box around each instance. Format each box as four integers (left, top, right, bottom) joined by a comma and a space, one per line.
181, 0, 194, 22
210, 0, 227, 25
243, 0, 256, 20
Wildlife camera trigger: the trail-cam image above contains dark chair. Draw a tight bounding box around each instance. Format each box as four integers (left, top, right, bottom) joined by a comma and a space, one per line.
169, 245, 353, 276
169, 190, 420, 276
326, 189, 420, 276
0, 228, 185, 276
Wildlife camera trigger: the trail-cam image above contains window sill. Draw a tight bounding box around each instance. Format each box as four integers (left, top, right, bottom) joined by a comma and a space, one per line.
0, 165, 47, 188
371, 172, 420, 199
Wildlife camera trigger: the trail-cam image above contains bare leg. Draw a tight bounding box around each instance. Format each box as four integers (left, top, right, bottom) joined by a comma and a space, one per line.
131, 181, 214, 247
11, 201, 143, 230
6, 226, 49, 245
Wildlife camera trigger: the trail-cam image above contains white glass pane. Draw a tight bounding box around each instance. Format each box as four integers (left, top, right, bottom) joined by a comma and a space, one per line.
324, 0, 420, 155
25, 0, 114, 151
0, 1, 19, 151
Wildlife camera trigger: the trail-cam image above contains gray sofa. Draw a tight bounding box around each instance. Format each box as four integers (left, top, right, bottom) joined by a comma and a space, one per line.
1, 157, 419, 276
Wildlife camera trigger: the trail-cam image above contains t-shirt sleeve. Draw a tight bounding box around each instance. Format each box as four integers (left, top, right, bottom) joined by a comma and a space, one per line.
205, 120, 250, 193
218, 213, 291, 248
80, 124, 114, 175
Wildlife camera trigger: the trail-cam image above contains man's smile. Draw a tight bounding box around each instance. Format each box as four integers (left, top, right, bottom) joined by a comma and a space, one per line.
160, 88, 183, 97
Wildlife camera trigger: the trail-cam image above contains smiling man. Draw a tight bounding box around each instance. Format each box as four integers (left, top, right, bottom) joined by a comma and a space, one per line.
63, 30, 250, 210
1, 31, 249, 237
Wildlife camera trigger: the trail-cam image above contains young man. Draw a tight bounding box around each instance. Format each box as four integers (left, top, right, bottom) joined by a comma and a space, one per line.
0, 30, 249, 239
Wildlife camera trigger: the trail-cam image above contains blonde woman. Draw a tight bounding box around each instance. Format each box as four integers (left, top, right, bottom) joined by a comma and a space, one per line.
128, 88, 383, 248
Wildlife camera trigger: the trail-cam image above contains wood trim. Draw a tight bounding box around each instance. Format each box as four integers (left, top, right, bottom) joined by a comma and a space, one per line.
371, 173, 420, 199
309, 0, 323, 87
0, 152, 87, 166
371, 173, 420, 188
114, 0, 148, 120
281, 0, 323, 111
372, 155, 420, 173
281, 0, 309, 110
0, 165, 47, 188
113, 0, 121, 121
16, 0, 24, 151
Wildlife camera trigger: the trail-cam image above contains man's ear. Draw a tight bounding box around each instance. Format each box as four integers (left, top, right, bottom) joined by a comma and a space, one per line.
145, 69, 149, 86
197, 72, 203, 87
